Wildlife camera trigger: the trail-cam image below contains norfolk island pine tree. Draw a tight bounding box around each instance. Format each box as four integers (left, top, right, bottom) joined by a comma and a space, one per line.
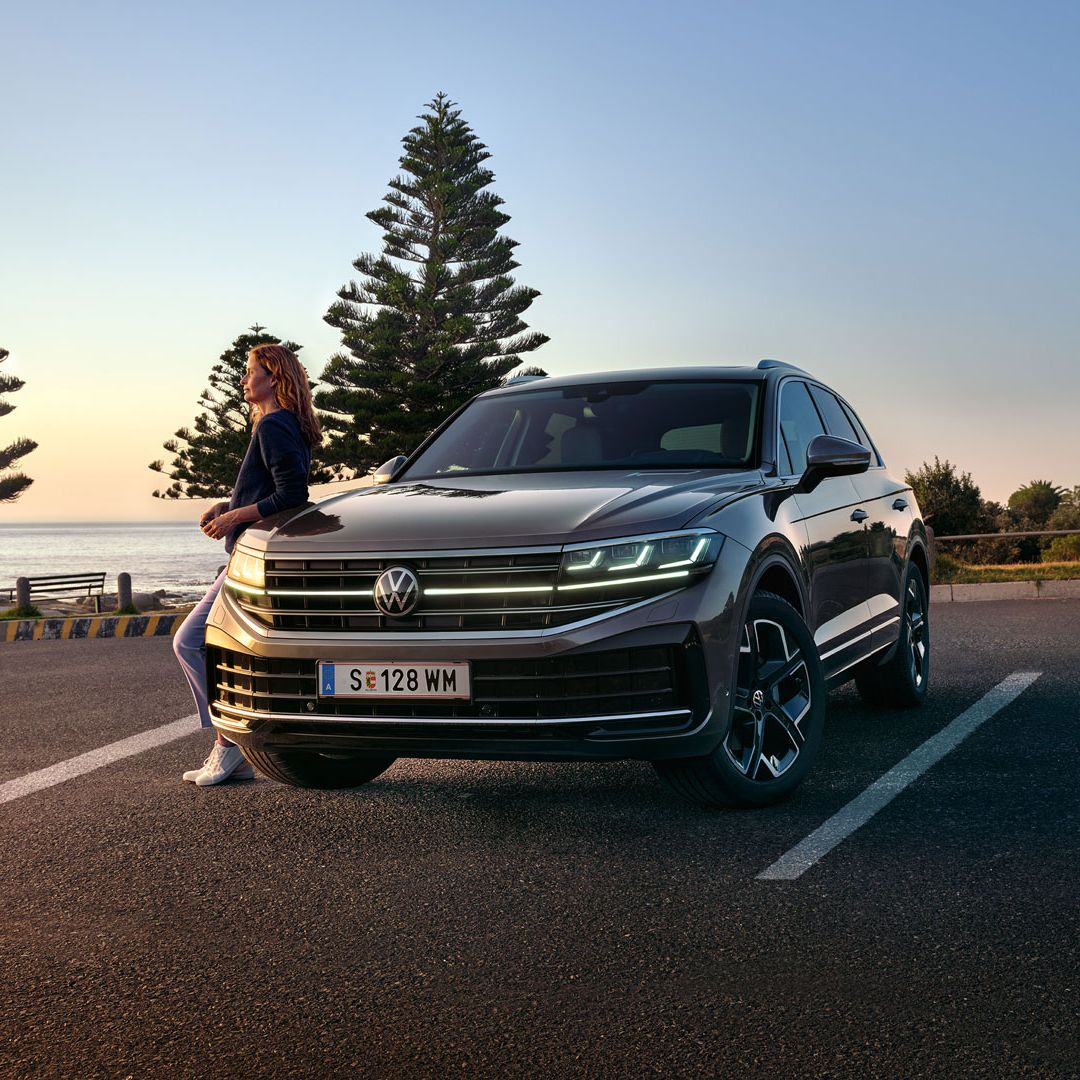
0, 347, 36, 504
316, 93, 548, 477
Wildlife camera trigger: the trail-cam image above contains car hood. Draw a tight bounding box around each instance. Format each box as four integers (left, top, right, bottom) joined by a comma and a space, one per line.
241, 471, 764, 553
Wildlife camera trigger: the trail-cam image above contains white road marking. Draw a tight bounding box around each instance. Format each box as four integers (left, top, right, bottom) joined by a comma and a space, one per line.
0, 714, 200, 806
758, 671, 1042, 881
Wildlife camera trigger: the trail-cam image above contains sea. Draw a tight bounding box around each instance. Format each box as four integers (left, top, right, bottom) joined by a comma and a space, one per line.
0, 522, 226, 601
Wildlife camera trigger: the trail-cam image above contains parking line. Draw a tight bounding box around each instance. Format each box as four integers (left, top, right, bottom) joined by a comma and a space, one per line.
0, 714, 199, 806
757, 671, 1042, 881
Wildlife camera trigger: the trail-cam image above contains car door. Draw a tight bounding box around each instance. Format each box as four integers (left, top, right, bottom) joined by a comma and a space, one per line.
777, 380, 872, 679
834, 395, 913, 653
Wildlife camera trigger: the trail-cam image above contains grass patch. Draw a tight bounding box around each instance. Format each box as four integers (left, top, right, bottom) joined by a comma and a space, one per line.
1, 605, 43, 620
934, 553, 1080, 585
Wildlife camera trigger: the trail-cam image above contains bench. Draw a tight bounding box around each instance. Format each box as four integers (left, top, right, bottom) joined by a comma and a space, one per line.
4, 572, 107, 613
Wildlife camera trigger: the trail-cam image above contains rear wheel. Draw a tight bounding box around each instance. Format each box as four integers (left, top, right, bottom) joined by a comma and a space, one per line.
243, 749, 396, 790
654, 591, 826, 808
854, 564, 930, 708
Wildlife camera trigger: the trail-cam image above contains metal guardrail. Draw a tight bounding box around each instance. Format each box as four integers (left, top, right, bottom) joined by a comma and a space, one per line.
934, 529, 1080, 542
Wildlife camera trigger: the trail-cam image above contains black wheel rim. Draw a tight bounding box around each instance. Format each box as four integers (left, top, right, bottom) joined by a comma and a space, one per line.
905, 578, 928, 689
726, 618, 812, 782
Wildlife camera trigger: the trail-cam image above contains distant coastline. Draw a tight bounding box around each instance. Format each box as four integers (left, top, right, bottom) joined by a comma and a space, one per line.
0, 521, 223, 598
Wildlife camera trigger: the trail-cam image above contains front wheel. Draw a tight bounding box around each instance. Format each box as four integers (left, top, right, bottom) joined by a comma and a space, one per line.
654, 591, 826, 808
243, 748, 396, 790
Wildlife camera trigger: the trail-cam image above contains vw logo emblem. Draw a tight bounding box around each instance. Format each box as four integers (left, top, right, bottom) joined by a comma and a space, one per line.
752, 689, 765, 710
373, 565, 421, 616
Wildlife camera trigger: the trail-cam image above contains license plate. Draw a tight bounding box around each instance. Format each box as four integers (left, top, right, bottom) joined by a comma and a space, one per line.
317, 661, 471, 700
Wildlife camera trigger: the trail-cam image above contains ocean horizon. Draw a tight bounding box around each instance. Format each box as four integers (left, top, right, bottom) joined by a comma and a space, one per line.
0, 521, 225, 598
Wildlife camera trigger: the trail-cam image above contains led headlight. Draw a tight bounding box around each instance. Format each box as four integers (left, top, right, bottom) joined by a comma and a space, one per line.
558, 530, 722, 591
226, 548, 265, 593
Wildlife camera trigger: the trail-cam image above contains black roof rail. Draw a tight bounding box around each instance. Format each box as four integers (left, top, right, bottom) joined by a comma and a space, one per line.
757, 358, 810, 375
503, 374, 548, 386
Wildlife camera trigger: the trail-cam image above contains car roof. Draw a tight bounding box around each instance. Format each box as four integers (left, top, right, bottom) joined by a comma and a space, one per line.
483, 363, 804, 399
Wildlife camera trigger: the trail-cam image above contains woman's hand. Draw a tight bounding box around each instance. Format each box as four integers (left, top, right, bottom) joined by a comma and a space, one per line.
199, 501, 229, 529
201, 508, 237, 541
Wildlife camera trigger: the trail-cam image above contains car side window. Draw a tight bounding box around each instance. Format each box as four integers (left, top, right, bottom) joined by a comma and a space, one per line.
808, 385, 860, 444
777, 429, 793, 475
837, 399, 882, 466
777, 381, 826, 476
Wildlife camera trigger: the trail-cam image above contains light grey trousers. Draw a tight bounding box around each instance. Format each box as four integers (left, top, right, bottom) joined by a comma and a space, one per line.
172, 568, 227, 729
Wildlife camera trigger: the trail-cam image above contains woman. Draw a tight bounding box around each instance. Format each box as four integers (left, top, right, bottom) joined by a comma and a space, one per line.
174, 343, 321, 786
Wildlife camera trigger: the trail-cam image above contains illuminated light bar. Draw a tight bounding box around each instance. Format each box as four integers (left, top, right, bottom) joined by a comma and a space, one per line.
566, 550, 603, 572
226, 581, 374, 598
226, 579, 267, 596
425, 585, 554, 596
271, 589, 374, 596
658, 538, 710, 569
607, 543, 653, 571
558, 569, 690, 592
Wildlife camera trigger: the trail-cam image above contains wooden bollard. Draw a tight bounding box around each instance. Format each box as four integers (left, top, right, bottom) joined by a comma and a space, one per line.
118, 572, 133, 612
16, 576, 30, 612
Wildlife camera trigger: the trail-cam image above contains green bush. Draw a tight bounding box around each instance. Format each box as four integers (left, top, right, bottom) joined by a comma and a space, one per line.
1, 605, 42, 620
1044, 536, 1080, 562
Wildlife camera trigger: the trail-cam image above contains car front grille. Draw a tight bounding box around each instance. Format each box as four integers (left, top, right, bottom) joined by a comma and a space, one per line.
207, 636, 706, 727
230, 551, 671, 633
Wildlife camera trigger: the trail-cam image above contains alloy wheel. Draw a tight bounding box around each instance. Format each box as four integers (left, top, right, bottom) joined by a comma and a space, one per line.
726, 618, 812, 781
905, 578, 928, 689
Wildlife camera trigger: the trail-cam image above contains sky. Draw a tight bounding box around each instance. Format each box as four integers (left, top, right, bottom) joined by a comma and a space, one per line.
1, 0, 1077, 521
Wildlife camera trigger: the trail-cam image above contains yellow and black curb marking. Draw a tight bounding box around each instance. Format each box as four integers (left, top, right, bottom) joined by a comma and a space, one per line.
2, 611, 190, 643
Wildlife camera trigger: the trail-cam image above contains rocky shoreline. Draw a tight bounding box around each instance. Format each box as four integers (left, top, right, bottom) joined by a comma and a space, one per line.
36, 589, 199, 617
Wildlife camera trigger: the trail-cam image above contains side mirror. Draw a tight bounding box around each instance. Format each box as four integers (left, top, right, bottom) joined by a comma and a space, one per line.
372, 455, 408, 486
796, 435, 871, 494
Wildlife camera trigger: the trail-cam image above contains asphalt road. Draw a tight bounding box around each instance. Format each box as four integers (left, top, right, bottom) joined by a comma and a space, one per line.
1, 600, 1078, 1078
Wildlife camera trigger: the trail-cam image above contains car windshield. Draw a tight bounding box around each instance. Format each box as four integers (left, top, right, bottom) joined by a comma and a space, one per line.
404, 380, 761, 479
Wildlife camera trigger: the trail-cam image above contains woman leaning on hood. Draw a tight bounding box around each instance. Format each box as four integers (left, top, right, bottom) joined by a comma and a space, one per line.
173, 342, 321, 786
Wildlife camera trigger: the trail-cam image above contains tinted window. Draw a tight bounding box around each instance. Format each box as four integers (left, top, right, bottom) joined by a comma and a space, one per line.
777, 382, 826, 476
808, 385, 860, 443
405, 381, 761, 478
777, 430, 793, 475
838, 399, 881, 465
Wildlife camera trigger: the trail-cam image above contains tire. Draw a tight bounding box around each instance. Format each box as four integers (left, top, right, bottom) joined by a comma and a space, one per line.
243, 749, 396, 790
854, 564, 930, 708
654, 591, 827, 808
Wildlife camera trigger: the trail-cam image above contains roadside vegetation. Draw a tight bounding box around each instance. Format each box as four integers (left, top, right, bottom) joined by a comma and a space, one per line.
934, 553, 1080, 585
907, 459, 1080, 577
1, 604, 42, 620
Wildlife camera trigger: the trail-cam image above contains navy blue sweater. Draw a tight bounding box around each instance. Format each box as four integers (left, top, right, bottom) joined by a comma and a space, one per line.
226, 410, 312, 553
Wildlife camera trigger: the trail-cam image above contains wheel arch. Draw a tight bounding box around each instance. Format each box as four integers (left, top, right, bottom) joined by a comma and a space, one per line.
907, 540, 931, 595
745, 541, 808, 620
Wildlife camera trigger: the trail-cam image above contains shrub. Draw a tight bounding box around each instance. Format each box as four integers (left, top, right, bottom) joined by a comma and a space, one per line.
1, 604, 42, 620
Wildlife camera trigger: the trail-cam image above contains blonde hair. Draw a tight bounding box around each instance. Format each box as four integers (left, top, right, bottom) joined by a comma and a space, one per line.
248, 343, 323, 447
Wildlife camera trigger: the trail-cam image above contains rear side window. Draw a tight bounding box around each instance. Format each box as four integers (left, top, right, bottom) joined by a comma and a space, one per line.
838, 399, 881, 465
777, 382, 826, 476
808, 385, 860, 443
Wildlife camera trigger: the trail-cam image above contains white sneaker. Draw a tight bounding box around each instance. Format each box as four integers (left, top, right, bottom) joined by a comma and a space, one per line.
190, 744, 255, 786
183, 761, 249, 782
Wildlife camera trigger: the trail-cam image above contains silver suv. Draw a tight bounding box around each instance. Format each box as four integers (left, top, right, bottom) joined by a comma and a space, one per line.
207, 360, 931, 807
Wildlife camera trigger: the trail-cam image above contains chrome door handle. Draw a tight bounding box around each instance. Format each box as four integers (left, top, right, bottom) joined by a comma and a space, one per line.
851, 509, 869, 522
892, 498, 909, 511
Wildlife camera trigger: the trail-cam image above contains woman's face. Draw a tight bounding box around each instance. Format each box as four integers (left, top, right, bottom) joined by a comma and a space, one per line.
242, 355, 276, 408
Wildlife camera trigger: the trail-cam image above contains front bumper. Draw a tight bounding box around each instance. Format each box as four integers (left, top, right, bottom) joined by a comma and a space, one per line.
209, 622, 712, 762
205, 543, 749, 763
